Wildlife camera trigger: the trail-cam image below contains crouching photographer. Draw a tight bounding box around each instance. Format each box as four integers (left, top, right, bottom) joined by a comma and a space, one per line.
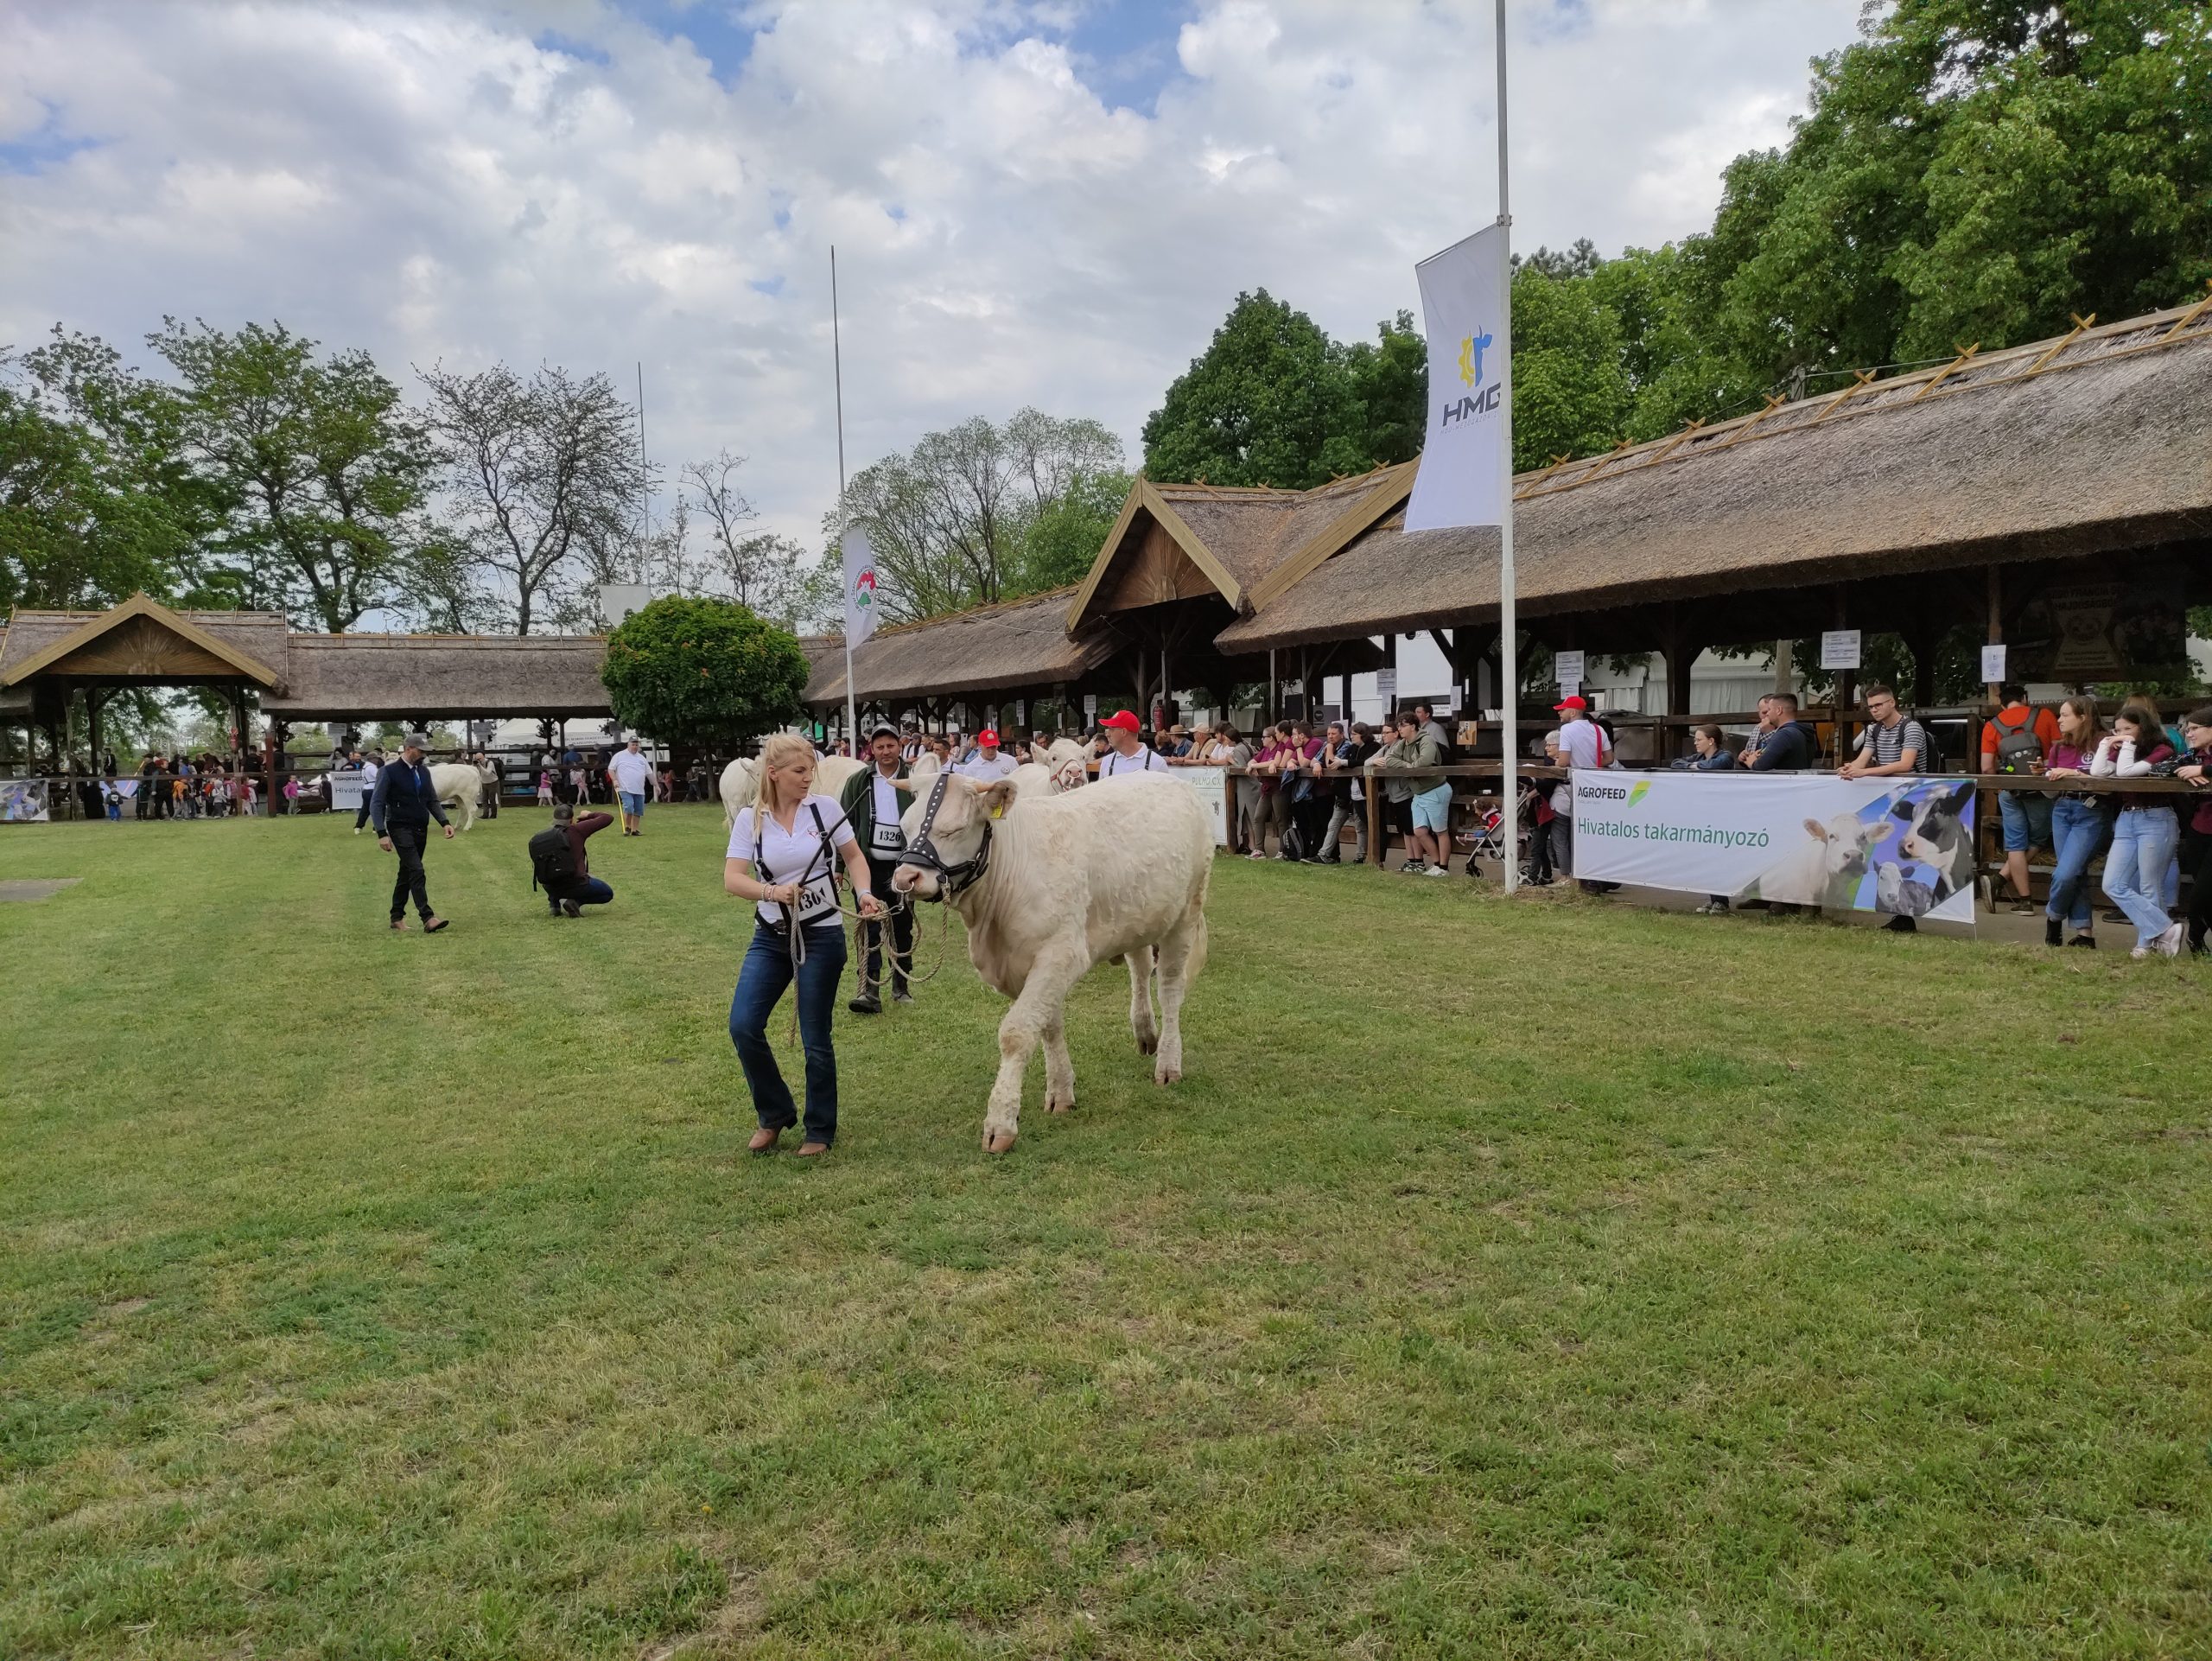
530, 802, 614, 917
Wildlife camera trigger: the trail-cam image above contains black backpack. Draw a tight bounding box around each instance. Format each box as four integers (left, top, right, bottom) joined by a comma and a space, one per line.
529, 825, 577, 893
1990, 709, 2044, 774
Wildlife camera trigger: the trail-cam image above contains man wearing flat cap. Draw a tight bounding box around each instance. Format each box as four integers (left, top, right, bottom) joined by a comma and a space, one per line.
371, 733, 454, 932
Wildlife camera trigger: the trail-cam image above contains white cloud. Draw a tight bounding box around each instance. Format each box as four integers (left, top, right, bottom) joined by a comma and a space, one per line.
0, 0, 1859, 563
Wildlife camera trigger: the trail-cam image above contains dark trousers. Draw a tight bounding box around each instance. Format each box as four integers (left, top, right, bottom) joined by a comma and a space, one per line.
549, 876, 613, 913
388, 824, 434, 921
1291, 792, 1327, 856
354, 795, 374, 830
729, 922, 847, 1146
2184, 826, 2212, 951
858, 861, 915, 994
1529, 814, 1554, 881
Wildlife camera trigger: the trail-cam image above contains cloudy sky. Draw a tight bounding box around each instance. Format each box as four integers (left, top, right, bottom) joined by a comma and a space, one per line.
2, 0, 1863, 562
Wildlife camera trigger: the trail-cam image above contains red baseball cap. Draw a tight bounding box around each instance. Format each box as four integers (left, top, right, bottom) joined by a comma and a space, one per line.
1553, 694, 1588, 712
977, 729, 1001, 748
1101, 710, 1141, 732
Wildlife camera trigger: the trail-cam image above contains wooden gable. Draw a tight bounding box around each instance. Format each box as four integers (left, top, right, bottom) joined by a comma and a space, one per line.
1097, 519, 1220, 612
41, 612, 246, 680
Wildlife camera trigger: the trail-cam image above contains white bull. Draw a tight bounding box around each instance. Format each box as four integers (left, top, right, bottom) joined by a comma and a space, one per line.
891, 771, 1212, 1155
426, 762, 486, 832
721, 753, 866, 825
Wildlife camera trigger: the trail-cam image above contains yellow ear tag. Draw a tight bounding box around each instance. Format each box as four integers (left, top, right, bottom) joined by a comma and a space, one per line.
990, 801, 1007, 819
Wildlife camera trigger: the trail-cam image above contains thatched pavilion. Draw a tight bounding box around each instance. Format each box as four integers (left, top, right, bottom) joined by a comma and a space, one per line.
807, 295, 2209, 747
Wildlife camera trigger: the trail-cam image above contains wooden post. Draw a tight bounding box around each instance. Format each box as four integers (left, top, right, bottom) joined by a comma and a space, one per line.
1984, 563, 2003, 703
1366, 775, 1382, 869
1832, 587, 1857, 766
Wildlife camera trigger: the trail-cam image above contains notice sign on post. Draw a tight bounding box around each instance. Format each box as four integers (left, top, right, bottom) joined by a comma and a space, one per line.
1376, 668, 1397, 702
1553, 650, 1586, 688
1083, 694, 1097, 722
1820, 630, 1863, 671
1980, 644, 2007, 684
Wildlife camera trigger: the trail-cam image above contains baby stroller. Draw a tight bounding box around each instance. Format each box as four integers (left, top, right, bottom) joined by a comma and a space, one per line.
1454, 792, 1517, 879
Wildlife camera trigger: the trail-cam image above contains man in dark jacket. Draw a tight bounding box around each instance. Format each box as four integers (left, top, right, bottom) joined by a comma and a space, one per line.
371, 733, 454, 932
1749, 692, 1817, 772
543, 801, 614, 917
839, 724, 914, 1014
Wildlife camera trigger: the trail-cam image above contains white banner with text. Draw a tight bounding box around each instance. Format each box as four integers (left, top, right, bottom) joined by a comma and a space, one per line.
1569, 769, 1977, 923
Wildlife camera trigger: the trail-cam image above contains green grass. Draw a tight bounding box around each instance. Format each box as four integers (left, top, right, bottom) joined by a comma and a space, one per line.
2, 806, 2208, 1659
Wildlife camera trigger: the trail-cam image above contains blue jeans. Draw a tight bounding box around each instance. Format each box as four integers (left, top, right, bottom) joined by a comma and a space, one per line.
728, 922, 847, 1145
2045, 796, 2107, 934
2101, 807, 2179, 947
619, 791, 645, 817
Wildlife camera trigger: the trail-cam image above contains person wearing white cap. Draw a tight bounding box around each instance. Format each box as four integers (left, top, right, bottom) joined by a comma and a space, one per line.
1096, 710, 1170, 780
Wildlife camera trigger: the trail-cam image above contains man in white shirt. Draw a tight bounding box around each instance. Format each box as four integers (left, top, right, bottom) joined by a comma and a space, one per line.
840, 725, 916, 1014
607, 736, 656, 837
1096, 710, 1173, 780
1551, 696, 1617, 893
953, 729, 1019, 782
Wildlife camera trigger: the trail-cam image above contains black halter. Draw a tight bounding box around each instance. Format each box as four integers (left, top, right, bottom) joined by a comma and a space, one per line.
899, 768, 993, 901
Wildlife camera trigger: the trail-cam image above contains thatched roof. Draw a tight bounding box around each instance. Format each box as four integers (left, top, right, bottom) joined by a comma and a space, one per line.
262, 633, 613, 719
1065, 467, 1412, 630
0, 599, 289, 685
804, 587, 1118, 705
1218, 299, 2212, 652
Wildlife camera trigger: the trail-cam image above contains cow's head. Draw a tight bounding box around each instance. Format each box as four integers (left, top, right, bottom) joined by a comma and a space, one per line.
892, 773, 1016, 901
1889, 781, 1974, 865
1806, 813, 1885, 878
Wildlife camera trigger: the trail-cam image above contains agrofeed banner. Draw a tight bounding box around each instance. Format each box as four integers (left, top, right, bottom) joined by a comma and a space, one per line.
1172, 765, 1229, 846
328, 772, 365, 811
1569, 770, 1978, 925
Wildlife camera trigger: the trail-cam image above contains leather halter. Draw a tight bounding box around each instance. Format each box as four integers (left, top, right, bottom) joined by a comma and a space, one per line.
898, 769, 993, 901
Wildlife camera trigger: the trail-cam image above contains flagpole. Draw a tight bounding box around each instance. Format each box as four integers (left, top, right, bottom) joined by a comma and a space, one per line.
1494, 0, 1519, 894
833, 245, 856, 752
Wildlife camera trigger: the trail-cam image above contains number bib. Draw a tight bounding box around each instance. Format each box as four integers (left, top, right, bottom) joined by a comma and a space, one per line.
870, 818, 905, 854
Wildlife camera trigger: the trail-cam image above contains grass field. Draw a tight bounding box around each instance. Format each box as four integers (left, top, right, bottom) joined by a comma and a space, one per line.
2, 804, 2208, 1659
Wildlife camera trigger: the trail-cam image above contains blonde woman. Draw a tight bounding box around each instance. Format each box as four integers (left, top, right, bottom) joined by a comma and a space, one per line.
724, 733, 883, 1156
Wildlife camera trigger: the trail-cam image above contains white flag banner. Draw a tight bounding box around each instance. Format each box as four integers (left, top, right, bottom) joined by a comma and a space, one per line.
1568, 769, 1978, 925
1405, 224, 1511, 533
842, 526, 879, 648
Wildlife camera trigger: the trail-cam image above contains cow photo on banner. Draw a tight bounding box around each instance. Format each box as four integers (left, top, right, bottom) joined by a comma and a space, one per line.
1568, 770, 1978, 925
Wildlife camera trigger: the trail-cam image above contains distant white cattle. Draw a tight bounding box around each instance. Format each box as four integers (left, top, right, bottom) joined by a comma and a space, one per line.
891, 771, 1213, 1155
426, 762, 486, 832
721, 752, 866, 825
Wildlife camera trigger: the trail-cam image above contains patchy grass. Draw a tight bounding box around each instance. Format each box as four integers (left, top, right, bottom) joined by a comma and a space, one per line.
1, 807, 2207, 1659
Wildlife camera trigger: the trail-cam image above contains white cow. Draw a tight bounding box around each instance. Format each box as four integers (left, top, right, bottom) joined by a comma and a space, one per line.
721, 753, 866, 825
426, 762, 486, 832
891, 771, 1212, 1155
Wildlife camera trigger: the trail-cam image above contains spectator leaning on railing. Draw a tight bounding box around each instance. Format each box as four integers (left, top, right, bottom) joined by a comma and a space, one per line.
1840, 684, 1927, 780
1750, 693, 1816, 771
2094, 697, 2184, 959
2040, 695, 2108, 950
1373, 710, 1449, 875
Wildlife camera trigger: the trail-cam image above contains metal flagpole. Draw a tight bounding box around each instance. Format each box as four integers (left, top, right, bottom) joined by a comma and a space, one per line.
1494, 0, 1519, 894
833, 245, 856, 751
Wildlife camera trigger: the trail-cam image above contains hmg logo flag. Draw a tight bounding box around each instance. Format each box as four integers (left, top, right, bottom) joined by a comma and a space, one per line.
1405, 224, 1510, 533
841, 525, 878, 648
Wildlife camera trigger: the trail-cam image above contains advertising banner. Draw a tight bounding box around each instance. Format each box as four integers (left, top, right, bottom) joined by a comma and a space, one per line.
1173, 765, 1230, 847
1, 780, 51, 823
1569, 769, 1977, 924
329, 772, 365, 811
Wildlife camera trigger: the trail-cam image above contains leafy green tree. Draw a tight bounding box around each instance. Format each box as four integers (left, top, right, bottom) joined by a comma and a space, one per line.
1141, 290, 1370, 489
1007, 468, 1133, 596
834, 409, 1122, 623
3, 331, 222, 613
1509, 264, 1634, 472
149, 320, 433, 632
600, 595, 810, 747
1340, 312, 1427, 468
1694, 0, 2212, 389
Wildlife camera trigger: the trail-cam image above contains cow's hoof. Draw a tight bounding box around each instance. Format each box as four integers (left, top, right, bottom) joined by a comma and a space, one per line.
1046, 1096, 1075, 1115
982, 1128, 1018, 1155
1136, 1034, 1159, 1056
1154, 1066, 1181, 1086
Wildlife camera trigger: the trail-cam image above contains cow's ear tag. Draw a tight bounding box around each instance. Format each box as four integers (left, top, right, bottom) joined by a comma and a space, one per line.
990, 801, 1007, 819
